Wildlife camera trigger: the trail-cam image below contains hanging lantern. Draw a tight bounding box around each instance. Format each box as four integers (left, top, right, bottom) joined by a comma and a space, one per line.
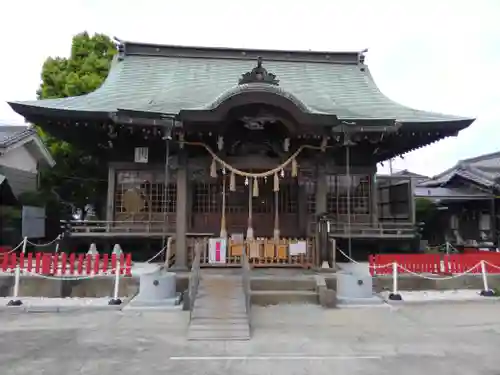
222, 167, 226, 175
230, 172, 236, 191
291, 158, 298, 177
210, 158, 217, 178
253, 177, 259, 197
245, 176, 249, 186
280, 169, 285, 178
217, 136, 224, 151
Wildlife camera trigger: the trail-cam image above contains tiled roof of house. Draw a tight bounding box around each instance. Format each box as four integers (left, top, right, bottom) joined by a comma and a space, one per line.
0, 125, 36, 148
419, 151, 500, 189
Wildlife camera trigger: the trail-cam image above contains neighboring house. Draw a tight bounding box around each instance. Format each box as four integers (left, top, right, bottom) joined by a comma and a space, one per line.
415, 151, 500, 247
0, 125, 55, 197
392, 170, 429, 187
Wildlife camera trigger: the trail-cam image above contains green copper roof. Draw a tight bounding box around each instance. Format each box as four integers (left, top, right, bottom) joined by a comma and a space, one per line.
9, 42, 473, 124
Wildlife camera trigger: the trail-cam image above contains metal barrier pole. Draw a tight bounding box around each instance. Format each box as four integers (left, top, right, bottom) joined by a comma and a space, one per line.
480, 260, 495, 297
108, 257, 122, 305
388, 261, 402, 301
8, 237, 27, 306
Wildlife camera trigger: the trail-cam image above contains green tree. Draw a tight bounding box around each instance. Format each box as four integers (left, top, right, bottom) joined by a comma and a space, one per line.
36, 32, 116, 219
415, 197, 440, 241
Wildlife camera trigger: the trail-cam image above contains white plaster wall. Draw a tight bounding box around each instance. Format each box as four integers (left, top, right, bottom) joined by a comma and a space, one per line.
0, 145, 38, 173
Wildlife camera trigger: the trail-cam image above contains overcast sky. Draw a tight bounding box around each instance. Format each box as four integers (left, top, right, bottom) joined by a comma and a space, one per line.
0, 0, 498, 176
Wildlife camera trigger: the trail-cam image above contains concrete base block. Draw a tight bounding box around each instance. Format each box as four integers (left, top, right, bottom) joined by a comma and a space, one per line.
128, 292, 182, 307
337, 295, 385, 306
337, 272, 373, 299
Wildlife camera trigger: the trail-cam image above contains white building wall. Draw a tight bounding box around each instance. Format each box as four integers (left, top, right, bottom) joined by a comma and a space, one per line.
0, 145, 38, 173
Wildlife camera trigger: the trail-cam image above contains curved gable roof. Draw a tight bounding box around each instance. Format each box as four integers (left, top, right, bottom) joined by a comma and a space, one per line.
9, 41, 473, 128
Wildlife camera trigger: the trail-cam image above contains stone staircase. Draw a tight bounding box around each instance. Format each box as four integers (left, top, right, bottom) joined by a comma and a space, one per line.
188, 274, 251, 341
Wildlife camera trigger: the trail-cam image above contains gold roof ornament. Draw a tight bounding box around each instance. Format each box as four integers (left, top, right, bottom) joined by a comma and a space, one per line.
239, 57, 279, 86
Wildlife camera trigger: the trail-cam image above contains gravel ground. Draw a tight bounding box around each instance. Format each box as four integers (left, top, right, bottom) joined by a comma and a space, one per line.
1, 302, 500, 374
381, 289, 498, 302
0, 297, 118, 307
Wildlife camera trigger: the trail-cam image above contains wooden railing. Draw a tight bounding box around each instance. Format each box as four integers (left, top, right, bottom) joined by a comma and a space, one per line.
186, 237, 316, 268
327, 222, 416, 238
61, 220, 174, 234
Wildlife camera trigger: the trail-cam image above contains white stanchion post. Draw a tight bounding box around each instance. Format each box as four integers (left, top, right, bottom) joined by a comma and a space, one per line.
8, 237, 27, 306
480, 260, 495, 297
108, 250, 122, 305
388, 261, 403, 301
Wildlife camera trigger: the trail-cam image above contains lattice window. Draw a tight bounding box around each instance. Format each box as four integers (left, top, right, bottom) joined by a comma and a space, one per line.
279, 182, 298, 214
226, 178, 248, 214
326, 174, 371, 215
114, 171, 176, 214
193, 182, 220, 213
326, 175, 337, 213
305, 181, 316, 214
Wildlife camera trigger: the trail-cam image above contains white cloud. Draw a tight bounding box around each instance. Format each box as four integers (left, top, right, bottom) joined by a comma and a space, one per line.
0, 0, 498, 176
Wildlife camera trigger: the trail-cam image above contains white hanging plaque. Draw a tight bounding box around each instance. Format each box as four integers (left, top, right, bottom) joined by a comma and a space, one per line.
209, 238, 227, 264
134, 147, 149, 163
289, 241, 307, 256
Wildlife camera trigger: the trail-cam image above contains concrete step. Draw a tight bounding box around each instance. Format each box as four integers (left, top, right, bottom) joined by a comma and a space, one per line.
251, 277, 316, 292
251, 290, 318, 306
191, 317, 249, 324
192, 305, 247, 313
189, 323, 251, 331
191, 310, 248, 319
188, 274, 250, 341
187, 330, 251, 341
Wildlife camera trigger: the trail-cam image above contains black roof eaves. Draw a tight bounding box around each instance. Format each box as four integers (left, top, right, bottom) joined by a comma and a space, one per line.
120, 40, 362, 64
399, 118, 475, 132
8, 102, 111, 122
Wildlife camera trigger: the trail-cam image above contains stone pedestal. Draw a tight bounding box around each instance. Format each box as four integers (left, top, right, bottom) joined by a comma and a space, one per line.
128, 270, 179, 307
336, 270, 383, 305
336, 272, 373, 299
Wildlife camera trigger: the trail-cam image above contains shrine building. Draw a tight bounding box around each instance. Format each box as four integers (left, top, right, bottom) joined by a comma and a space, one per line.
8, 40, 474, 268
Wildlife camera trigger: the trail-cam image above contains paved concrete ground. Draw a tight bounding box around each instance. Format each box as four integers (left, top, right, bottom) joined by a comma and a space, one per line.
1, 302, 500, 374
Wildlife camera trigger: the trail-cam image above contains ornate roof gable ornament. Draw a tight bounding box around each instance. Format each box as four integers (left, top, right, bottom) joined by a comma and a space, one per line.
239, 57, 279, 86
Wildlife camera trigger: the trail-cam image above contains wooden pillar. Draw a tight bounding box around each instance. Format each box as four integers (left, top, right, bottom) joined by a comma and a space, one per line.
315, 166, 327, 215
371, 172, 379, 225
174, 150, 188, 269
273, 190, 280, 240
106, 164, 116, 223
186, 173, 193, 231
490, 192, 497, 246
408, 177, 416, 224
246, 179, 254, 239
315, 166, 327, 266
297, 184, 308, 237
